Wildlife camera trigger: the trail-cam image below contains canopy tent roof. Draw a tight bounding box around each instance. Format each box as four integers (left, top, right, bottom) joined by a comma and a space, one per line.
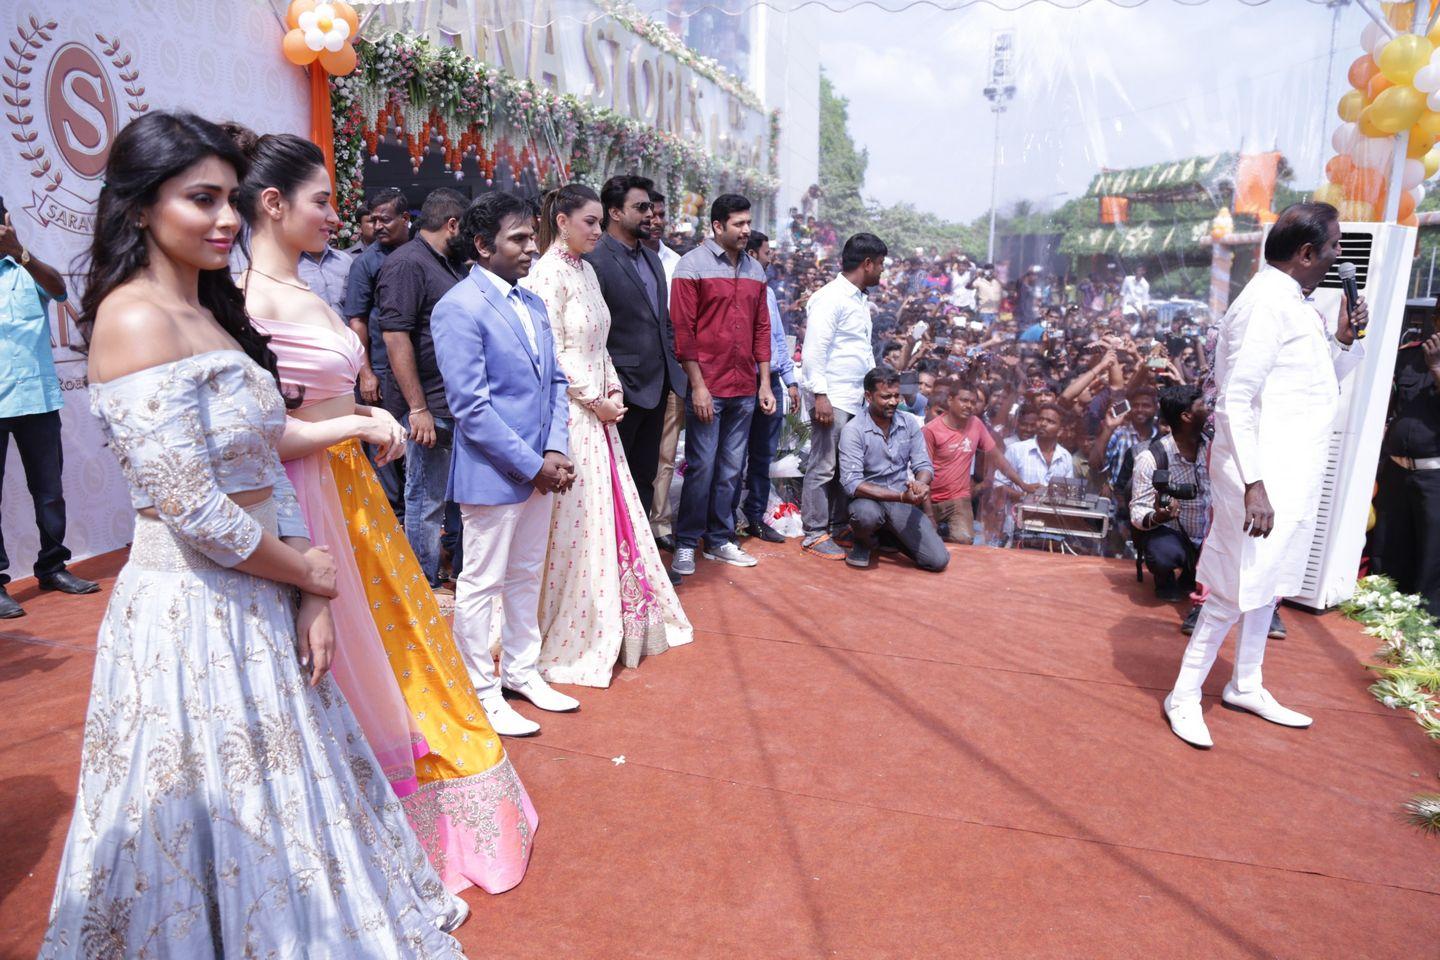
1059, 219, 1213, 257
1083, 153, 1238, 203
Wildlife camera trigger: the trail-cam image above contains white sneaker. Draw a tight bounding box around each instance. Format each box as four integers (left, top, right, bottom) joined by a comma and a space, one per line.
480, 694, 540, 737
1222, 683, 1312, 728
1164, 693, 1213, 749
436, 894, 470, 933
672, 546, 696, 576
504, 674, 580, 713
703, 541, 758, 567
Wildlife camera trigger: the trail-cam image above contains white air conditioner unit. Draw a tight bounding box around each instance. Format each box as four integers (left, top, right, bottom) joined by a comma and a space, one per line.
1289, 220, 1415, 612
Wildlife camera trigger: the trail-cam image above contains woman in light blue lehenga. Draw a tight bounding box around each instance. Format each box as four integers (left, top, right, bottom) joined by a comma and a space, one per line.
38, 112, 466, 957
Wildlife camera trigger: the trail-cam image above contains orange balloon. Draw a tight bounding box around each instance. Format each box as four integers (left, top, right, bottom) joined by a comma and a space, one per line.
333, 0, 360, 35
1385, 1, 1416, 29
282, 28, 319, 65
1400, 190, 1418, 219
1345, 165, 1387, 205
1349, 54, 1380, 90
318, 44, 357, 76
286, 0, 316, 30
1401, 212, 1420, 226
1326, 154, 1357, 183
1368, 73, 1395, 101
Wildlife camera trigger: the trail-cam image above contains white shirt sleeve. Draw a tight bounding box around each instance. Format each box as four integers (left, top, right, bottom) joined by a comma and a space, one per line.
1214, 302, 1285, 485
802, 289, 838, 397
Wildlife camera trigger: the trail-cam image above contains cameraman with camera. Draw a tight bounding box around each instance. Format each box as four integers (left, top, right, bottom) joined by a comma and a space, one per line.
1129, 385, 1208, 608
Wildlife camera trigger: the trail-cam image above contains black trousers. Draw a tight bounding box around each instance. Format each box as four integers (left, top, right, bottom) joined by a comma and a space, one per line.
0, 410, 70, 586
1372, 458, 1440, 617
1140, 524, 1199, 592
617, 383, 668, 515
849, 498, 950, 572
368, 371, 407, 524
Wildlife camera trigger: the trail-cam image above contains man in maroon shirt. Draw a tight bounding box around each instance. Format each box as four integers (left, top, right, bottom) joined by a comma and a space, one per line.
668, 194, 777, 576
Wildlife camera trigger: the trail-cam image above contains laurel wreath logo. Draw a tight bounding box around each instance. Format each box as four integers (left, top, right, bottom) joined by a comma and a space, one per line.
4, 16, 59, 192
2, 18, 149, 196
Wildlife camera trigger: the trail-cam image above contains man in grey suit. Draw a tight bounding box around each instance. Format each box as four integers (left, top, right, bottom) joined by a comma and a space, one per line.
586, 174, 687, 519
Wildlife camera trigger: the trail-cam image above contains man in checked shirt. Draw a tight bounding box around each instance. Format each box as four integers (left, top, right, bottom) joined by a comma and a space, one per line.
1130, 384, 1211, 621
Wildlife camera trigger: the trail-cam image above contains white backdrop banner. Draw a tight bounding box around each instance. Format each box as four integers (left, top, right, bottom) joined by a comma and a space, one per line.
1, 0, 309, 576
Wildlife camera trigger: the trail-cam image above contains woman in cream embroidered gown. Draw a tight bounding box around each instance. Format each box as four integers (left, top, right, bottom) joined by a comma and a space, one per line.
522, 184, 692, 687
41, 112, 463, 957
235, 129, 536, 894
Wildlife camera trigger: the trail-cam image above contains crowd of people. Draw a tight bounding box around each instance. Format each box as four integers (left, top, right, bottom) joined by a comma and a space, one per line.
0, 102, 1420, 953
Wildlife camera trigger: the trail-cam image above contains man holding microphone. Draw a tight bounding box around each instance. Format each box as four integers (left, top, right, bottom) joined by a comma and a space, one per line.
1165, 202, 1368, 749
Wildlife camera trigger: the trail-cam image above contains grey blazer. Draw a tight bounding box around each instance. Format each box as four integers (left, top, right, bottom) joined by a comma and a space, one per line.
586, 234, 687, 409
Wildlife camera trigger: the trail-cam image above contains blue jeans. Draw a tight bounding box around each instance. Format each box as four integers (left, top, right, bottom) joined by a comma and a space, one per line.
733, 374, 784, 525
403, 412, 453, 586
675, 394, 756, 550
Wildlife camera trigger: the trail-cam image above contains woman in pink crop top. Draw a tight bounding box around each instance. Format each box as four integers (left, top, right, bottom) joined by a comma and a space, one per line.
235, 128, 538, 898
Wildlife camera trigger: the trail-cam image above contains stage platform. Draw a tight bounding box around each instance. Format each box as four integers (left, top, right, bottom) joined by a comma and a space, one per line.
1, 540, 1438, 958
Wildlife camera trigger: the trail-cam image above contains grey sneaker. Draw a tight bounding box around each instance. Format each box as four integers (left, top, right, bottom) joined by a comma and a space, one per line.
703, 542, 758, 567
671, 546, 696, 576
845, 544, 873, 568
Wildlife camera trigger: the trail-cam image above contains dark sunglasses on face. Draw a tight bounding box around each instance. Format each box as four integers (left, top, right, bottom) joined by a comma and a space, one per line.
630, 201, 654, 213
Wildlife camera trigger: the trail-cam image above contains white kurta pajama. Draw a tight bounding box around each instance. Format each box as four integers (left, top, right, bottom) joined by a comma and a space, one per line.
1172, 265, 1364, 710
1197, 265, 1366, 612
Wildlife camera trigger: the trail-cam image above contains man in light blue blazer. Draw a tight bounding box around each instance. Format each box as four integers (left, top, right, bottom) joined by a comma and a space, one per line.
432, 191, 579, 737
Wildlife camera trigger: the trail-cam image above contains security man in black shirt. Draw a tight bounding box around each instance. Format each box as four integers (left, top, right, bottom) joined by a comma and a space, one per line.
1372, 312, 1440, 616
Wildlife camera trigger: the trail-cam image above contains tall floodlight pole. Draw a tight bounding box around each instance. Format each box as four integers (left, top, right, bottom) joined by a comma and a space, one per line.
985, 29, 1016, 265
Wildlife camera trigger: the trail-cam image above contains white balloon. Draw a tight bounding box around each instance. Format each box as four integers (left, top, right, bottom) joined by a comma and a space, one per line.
304, 28, 325, 51
1430, 89, 1440, 113
1412, 184, 1426, 205
324, 31, 345, 52
1332, 121, 1359, 155
1362, 21, 1384, 54
1404, 158, 1426, 190
333, 18, 351, 40
1415, 63, 1440, 95
315, 2, 337, 18
1354, 135, 1394, 169
298, 10, 317, 30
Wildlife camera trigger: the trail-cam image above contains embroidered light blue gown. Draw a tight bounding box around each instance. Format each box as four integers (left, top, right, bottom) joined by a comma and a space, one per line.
39, 351, 462, 959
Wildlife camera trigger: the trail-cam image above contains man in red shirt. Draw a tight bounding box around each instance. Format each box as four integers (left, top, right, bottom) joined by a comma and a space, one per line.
923, 381, 1036, 543
668, 194, 777, 576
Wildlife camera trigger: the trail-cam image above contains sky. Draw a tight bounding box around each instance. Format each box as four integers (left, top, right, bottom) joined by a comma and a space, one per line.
801, 0, 1385, 223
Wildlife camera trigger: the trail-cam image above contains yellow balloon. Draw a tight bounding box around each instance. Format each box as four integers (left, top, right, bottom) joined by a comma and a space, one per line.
1379, 33, 1433, 84
1359, 107, 1387, 138
1370, 85, 1427, 133
1338, 89, 1367, 123
1407, 129, 1436, 157
1339, 199, 1376, 222
1426, 147, 1440, 179
1313, 182, 1346, 206
1416, 110, 1440, 141
1385, 1, 1416, 30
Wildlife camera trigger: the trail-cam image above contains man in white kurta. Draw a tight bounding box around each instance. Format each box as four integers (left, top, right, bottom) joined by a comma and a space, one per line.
1165, 204, 1367, 748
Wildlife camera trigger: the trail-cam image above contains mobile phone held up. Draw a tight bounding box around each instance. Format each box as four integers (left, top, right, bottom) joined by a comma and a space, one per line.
1110, 398, 1131, 420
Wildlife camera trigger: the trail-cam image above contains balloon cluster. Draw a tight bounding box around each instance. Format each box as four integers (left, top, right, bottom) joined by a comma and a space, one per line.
281, 0, 360, 76
1316, 2, 1440, 224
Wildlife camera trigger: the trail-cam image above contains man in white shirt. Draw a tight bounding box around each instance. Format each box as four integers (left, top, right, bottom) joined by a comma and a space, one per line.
1120, 264, 1150, 319
800, 233, 888, 560
950, 256, 977, 311
1165, 202, 1368, 749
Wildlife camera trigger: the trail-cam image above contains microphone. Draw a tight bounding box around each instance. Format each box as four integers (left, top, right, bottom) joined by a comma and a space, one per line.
1337, 261, 1365, 340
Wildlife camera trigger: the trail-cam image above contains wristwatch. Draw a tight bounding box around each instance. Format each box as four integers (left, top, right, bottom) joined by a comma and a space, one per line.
19, 247, 30, 266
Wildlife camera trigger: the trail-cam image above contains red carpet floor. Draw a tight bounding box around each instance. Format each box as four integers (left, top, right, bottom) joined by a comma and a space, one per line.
1, 540, 1438, 959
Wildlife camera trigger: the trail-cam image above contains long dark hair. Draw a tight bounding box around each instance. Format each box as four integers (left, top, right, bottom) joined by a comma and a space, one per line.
538, 183, 600, 252
79, 111, 280, 387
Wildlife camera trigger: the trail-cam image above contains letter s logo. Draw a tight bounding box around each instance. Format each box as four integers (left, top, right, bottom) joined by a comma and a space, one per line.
45, 44, 118, 180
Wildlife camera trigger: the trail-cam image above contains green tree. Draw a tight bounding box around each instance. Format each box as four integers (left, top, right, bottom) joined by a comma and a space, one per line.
817, 70, 983, 255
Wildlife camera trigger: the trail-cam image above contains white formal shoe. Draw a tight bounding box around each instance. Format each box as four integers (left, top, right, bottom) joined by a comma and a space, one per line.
480, 695, 540, 737
504, 675, 580, 713
436, 894, 470, 933
1164, 693, 1213, 749
703, 542, 758, 567
1221, 683, 1312, 728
